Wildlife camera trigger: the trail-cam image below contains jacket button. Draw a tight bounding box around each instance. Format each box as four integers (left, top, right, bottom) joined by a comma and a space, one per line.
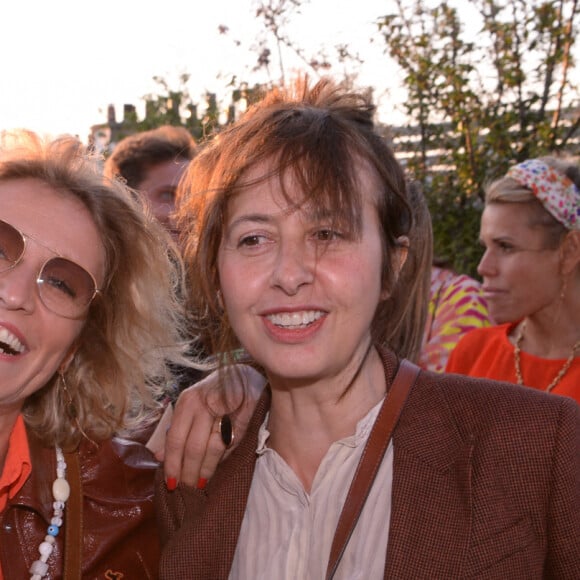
3, 523, 12, 532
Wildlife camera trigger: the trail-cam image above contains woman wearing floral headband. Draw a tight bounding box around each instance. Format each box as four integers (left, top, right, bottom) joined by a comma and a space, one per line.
447, 156, 580, 403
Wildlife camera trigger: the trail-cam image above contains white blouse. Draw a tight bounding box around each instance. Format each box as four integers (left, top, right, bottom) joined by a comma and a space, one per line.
230, 398, 393, 580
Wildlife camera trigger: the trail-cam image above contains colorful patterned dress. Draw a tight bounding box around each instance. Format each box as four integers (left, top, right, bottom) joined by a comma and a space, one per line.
419, 266, 491, 373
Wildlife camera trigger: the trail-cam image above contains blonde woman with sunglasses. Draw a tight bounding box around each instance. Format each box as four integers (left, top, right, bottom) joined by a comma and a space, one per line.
0, 130, 189, 578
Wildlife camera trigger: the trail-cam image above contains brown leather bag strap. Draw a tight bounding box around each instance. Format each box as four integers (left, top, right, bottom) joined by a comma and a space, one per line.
326, 358, 420, 580
63, 449, 83, 580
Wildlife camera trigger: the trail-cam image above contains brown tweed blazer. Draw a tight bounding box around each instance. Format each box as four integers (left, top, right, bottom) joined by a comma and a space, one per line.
157, 349, 580, 579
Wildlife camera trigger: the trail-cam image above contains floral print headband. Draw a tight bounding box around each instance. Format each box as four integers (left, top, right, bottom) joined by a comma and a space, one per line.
506, 159, 580, 230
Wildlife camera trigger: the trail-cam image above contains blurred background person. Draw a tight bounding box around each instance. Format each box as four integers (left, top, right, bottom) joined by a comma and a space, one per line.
420, 258, 491, 373
403, 182, 491, 374
104, 124, 196, 238
105, 124, 203, 392
368, 177, 488, 369
447, 156, 580, 403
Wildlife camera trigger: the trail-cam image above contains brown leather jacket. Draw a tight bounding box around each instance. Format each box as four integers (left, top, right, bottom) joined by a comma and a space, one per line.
1, 428, 160, 579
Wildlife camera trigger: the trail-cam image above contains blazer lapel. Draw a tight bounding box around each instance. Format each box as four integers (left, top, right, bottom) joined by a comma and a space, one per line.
200, 390, 272, 575
385, 374, 474, 578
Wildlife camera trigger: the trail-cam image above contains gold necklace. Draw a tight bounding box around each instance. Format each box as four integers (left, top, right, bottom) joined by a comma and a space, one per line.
514, 321, 580, 392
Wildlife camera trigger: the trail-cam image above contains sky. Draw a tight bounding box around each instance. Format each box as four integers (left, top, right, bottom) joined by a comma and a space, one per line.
3, 1, 572, 144
0, 0, 411, 142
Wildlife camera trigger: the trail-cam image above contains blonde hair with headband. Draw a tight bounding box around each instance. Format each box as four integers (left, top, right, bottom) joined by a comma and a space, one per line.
505, 158, 580, 231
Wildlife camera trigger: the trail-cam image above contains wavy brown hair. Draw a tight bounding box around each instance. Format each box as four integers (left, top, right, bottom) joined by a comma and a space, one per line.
0, 130, 189, 449
176, 77, 429, 368
103, 125, 196, 189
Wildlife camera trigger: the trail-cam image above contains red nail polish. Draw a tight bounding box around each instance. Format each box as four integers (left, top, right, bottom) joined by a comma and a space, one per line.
166, 477, 177, 491
197, 477, 208, 490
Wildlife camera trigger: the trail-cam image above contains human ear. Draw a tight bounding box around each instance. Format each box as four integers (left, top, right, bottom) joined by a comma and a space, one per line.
559, 231, 580, 275
217, 288, 225, 311
58, 342, 79, 374
394, 236, 409, 272
380, 236, 409, 300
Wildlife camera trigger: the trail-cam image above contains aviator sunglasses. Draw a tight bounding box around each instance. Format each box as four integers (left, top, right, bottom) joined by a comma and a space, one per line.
0, 218, 100, 319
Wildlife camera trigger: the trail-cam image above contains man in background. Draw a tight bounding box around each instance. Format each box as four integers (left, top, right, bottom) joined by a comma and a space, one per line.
104, 125, 196, 238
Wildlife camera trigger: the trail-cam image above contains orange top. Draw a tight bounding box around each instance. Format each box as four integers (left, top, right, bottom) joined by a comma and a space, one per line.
0, 414, 31, 580
446, 323, 580, 404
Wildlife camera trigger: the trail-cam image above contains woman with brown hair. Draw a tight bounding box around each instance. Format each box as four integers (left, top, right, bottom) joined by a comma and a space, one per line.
158, 80, 579, 579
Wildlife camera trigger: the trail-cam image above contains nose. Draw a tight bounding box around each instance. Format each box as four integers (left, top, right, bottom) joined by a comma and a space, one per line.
270, 239, 315, 295
0, 263, 37, 313
477, 249, 495, 279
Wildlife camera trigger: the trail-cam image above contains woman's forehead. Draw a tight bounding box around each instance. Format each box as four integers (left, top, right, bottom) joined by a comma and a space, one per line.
236, 156, 381, 201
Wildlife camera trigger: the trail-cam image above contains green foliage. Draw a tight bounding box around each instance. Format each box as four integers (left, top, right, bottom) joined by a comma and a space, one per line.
135, 74, 222, 141
378, 0, 579, 277
110, 0, 579, 280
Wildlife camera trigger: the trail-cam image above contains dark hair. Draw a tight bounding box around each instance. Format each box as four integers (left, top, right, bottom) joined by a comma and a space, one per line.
104, 125, 196, 189
384, 180, 433, 362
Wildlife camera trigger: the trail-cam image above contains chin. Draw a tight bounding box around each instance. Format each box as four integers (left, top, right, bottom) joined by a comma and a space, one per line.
262, 357, 326, 383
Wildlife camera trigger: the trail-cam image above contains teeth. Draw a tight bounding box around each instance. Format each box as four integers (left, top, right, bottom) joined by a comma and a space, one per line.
267, 310, 324, 328
0, 327, 25, 354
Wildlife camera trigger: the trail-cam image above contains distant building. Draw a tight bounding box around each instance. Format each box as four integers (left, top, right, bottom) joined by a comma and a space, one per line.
88, 104, 138, 156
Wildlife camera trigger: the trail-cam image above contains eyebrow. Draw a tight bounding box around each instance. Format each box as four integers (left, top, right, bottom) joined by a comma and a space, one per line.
227, 213, 274, 230
491, 235, 514, 243
226, 205, 342, 233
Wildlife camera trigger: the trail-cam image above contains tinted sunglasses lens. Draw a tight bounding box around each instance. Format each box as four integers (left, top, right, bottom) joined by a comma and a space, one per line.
38, 257, 97, 317
0, 220, 25, 270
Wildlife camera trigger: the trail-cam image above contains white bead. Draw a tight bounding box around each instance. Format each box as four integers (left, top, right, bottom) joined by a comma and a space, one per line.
52, 477, 70, 502
31, 447, 68, 579
38, 541, 54, 557
29, 560, 49, 576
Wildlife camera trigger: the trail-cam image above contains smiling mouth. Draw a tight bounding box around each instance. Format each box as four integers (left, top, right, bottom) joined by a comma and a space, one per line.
266, 310, 325, 329
0, 328, 25, 356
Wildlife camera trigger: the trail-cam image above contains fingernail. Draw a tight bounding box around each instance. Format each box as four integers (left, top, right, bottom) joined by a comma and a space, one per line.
197, 477, 208, 490
166, 477, 177, 491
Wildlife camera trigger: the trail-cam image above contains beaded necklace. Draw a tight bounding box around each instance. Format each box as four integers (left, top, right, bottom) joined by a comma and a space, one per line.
30, 446, 70, 580
514, 321, 580, 392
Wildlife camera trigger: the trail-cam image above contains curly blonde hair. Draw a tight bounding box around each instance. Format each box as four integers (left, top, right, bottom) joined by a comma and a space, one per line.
0, 130, 190, 449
